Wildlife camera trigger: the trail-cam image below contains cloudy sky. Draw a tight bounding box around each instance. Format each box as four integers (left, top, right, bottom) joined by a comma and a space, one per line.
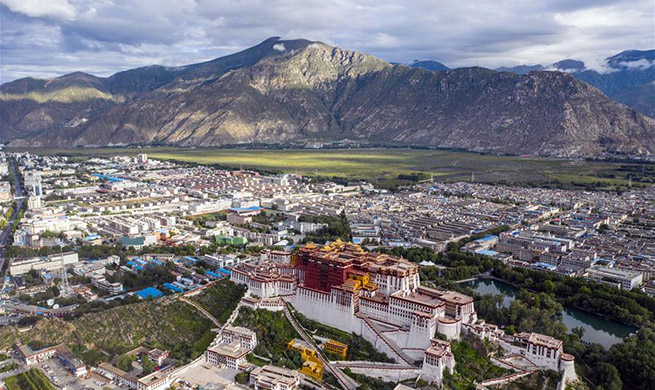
1, 0, 653, 82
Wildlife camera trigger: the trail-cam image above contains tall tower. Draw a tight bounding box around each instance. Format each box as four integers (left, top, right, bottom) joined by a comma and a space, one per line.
25, 172, 43, 210
60, 253, 71, 297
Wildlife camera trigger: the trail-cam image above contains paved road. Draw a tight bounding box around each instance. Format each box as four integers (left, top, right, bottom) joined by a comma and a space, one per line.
0, 158, 24, 285
180, 296, 222, 328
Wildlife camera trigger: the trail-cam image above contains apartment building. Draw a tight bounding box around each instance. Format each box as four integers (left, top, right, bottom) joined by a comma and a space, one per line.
586, 266, 643, 290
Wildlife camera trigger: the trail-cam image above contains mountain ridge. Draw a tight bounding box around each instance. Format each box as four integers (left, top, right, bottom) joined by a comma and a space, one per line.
2, 38, 655, 158
496, 50, 655, 118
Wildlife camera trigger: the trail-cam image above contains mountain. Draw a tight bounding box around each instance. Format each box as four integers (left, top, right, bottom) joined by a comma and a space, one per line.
408, 60, 449, 71
606, 50, 655, 69
498, 50, 655, 118
497, 58, 588, 74
547, 59, 585, 72
496, 64, 542, 75
2, 38, 655, 158
614, 81, 655, 118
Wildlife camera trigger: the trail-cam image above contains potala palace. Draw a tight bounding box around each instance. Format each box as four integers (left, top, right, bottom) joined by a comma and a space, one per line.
230, 240, 577, 386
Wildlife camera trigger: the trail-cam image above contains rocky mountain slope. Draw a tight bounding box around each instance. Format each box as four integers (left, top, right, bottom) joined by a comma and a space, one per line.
2, 38, 655, 158
498, 50, 655, 118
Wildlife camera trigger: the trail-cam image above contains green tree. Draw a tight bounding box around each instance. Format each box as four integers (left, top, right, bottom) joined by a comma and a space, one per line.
594, 362, 623, 390
235, 371, 249, 384
115, 354, 135, 372
139, 353, 156, 375
542, 279, 556, 294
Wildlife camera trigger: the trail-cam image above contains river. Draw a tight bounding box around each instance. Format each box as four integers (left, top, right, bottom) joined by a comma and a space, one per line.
461, 278, 636, 348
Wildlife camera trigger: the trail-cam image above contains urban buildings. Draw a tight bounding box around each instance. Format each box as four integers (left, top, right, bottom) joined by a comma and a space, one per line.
4, 151, 654, 390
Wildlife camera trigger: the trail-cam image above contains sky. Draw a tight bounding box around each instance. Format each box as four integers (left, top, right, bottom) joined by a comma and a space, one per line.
1, 0, 653, 83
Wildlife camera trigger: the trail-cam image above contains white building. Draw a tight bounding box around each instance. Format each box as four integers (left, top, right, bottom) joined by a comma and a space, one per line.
499, 331, 576, 384
249, 365, 301, 390
0, 181, 12, 202
231, 263, 298, 298
205, 341, 249, 370
586, 266, 643, 290
220, 326, 258, 350
10, 252, 79, 275
421, 339, 455, 384
90, 274, 124, 295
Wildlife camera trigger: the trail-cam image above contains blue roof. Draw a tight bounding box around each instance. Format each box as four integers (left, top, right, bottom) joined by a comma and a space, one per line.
135, 287, 163, 299
229, 206, 263, 212
475, 235, 496, 242
183, 256, 198, 263
206, 271, 222, 279
476, 249, 499, 256
163, 283, 184, 293
534, 262, 557, 270
121, 236, 145, 246
92, 173, 124, 182
217, 268, 231, 275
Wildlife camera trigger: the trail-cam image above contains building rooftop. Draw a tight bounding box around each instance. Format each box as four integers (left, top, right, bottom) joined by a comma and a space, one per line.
251, 364, 299, 386
224, 326, 256, 338
208, 341, 249, 359
425, 338, 452, 358
392, 291, 445, 308
438, 291, 475, 305
135, 287, 163, 299
516, 332, 563, 349
588, 266, 642, 279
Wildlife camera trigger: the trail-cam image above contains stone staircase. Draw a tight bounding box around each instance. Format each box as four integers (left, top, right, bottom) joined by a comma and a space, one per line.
358, 315, 414, 365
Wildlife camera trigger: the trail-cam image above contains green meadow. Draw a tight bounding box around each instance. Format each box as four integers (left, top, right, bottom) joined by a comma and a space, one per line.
11, 147, 651, 190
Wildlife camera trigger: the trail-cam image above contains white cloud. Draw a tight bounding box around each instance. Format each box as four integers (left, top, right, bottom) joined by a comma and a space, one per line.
272, 43, 286, 52
3, 0, 76, 21
616, 59, 655, 70
0, 0, 653, 81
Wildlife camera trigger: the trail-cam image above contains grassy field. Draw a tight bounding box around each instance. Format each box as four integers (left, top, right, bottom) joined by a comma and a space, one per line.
11, 147, 652, 190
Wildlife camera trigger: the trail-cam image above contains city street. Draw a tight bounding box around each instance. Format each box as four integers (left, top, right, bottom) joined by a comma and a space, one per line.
0, 158, 24, 290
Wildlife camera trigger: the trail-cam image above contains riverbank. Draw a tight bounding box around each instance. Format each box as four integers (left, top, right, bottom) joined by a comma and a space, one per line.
460, 277, 637, 348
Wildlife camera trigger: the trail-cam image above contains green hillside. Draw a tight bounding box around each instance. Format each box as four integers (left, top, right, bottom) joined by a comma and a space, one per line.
0, 280, 244, 365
